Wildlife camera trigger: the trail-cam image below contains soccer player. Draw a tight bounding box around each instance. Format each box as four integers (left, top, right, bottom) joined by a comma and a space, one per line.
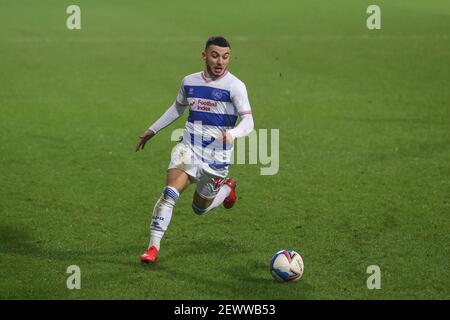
135, 36, 254, 264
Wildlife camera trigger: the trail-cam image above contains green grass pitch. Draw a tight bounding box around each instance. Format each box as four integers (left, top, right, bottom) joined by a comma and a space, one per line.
0, 0, 449, 299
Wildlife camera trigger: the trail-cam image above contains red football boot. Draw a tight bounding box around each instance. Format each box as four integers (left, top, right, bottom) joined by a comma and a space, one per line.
223, 178, 237, 209
140, 246, 158, 265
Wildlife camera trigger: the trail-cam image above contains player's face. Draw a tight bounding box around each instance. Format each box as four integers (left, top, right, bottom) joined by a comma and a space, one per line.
202, 45, 230, 78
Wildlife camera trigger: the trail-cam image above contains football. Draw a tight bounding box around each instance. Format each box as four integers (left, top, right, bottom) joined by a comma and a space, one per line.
269, 249, 304, 282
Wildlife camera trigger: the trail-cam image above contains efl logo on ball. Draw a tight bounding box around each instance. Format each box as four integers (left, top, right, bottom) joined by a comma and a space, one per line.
269, 249, 304, 282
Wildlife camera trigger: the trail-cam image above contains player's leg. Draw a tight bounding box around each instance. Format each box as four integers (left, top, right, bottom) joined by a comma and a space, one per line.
191, 178, 237, 215
166, 167, 193, 191
191, 171, 237, 215
141, 168, 192, 264
191, 191, 214, 214
149, 168, 191, 248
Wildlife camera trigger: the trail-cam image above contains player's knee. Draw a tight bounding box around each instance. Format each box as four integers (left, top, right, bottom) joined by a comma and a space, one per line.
161, 186, 180, 206
191, 203, 207, 215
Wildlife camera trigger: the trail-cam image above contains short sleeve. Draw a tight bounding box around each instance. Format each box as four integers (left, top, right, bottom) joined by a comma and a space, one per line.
175, 79, 188, 106
231, 81, 252, 116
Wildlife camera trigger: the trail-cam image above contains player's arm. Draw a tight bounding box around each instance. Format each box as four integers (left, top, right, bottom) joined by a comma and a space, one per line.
225, 112, 254, 142
135, 102, 187, 151
222, 81, 254, 143
136, 82, 188, 152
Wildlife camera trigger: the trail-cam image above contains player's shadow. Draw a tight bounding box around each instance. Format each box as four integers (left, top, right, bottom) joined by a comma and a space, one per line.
0, 223, 145, 267
166, 238, 251, 256
43, 244, 147, 268
0, 224, 40, 254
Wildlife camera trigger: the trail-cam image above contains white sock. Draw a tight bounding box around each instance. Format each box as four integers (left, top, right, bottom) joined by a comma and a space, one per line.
149, 186, 179, 251
192, 184, 231, 215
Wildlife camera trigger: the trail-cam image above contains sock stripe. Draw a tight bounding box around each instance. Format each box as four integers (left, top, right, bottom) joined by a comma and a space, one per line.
192, 203, 208, 214
164, 187, 179, 203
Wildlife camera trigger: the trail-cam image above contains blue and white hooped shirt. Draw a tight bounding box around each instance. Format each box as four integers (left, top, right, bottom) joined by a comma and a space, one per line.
175, 71, 252, 166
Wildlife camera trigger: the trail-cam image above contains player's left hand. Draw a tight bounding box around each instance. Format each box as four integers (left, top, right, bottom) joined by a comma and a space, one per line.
220, 131, 234, 144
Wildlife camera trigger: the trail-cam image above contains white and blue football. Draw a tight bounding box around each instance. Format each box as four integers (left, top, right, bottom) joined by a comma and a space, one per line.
269, 249, 304, 282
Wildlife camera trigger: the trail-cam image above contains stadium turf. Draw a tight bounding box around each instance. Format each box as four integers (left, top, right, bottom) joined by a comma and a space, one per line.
0, 0, 449, 299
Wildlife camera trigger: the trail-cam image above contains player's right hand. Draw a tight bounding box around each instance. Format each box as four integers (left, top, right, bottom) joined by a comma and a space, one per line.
135, 129, 156, 152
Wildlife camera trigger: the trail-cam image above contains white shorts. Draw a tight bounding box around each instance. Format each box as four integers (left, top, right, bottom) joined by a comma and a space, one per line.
168, 142, 228, 199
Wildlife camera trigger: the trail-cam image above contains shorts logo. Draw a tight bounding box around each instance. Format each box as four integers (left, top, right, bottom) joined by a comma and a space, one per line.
211, 89, 223, 101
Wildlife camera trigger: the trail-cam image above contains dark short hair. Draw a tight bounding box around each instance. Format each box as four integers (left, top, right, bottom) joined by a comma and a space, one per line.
205, 36, 231, 50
